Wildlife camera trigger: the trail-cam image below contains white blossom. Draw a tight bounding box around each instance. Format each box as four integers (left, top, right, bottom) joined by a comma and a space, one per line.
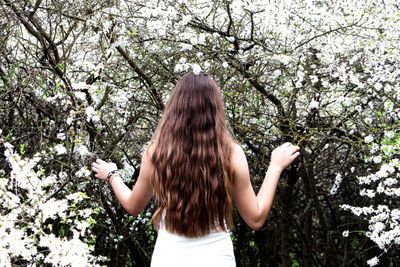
372, 155, 382, 164
385, 131, 395, 139
192, 64, 202, 75
360, 189, 376, 198
57, 133, 66, 140
364, 135, 374, 144
85, 106, 100, 122
364, 117, 373, 124
367, 256, 379, 267
374, 83, 383, 90
75, 144, 91, 157
226, 36, 235, 42
75, 167, 91, 178
308, 100, 320, 110
330, 173, 342, 195
40, 198, 69, 220
54, 144, 67, 155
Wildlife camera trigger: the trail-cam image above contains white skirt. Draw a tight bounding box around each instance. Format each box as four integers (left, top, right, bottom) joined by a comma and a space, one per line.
151, 227, 236, 267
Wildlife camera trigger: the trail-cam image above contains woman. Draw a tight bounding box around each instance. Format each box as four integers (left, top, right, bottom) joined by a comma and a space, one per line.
91, 72, 300, 266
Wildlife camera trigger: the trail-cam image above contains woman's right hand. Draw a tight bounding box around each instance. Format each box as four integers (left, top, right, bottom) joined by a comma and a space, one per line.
270, 142, 300, 172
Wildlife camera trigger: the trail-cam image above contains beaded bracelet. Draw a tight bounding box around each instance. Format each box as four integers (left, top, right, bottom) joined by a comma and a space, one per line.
106, 169, 121, 184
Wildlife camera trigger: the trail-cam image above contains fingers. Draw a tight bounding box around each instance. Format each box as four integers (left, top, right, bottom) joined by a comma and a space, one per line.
271, 143, 300, 170
91, 162, 98, 171
282, 143, 300, 161
92, 159, 106, 173
92, 159, 108, 169
282, 142, 299, 149
96, 158, 106, 164
289, 145, 300, 155
91, 159, 117, 178
281, 143, 300, 154
291, 151, 301, 159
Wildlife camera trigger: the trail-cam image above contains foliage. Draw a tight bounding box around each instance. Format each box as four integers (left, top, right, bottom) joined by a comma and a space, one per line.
0, 0, 399, 266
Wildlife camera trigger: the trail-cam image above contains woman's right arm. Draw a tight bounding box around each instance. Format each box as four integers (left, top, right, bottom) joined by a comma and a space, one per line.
232, 142, 300, 230
91, 146, 154, 216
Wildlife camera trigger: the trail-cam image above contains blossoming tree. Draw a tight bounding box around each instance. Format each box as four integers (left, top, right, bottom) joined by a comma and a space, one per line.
0, 0, 399, 266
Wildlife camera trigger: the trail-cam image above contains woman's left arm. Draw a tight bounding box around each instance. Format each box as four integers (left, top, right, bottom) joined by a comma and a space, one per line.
91, 147, 153, 216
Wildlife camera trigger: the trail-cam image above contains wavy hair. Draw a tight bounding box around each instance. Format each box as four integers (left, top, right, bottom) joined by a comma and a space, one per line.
150, 72, 234, 237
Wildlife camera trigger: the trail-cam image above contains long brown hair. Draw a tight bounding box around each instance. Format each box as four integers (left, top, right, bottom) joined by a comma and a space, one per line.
150, 72, 234, 237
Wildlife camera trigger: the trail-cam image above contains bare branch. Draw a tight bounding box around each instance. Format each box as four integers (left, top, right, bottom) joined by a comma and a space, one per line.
116, 46, 164, 110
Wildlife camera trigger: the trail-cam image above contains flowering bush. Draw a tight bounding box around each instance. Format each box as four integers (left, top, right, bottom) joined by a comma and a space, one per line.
342, 107, 400, 266
0, 141, 106, 266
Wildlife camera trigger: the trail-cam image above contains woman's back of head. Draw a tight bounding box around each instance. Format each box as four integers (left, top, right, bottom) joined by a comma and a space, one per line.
150, 72, 234, 237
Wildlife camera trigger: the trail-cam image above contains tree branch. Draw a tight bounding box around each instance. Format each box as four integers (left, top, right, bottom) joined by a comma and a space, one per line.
116, 46, 164, 110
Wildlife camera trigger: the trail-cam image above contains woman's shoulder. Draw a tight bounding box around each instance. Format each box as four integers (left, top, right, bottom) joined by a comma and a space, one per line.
229, 142, 247, 171
143, 141, 155, 156
231, 142, 245, 158
138, 142, 156, 167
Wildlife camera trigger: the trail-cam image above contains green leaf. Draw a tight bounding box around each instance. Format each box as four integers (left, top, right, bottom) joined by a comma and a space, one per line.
19, 143, 26, 156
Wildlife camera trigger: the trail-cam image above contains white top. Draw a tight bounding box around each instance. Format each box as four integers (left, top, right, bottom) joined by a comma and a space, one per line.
151, 217, 236, 267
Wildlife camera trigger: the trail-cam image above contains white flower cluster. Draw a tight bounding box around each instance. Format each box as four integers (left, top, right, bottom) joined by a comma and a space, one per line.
329, 173, 342, 195
0, 143, 106, 266
342, 125, 400, 264
85, 106, 100, 123
74, 143, 91, 158
367, 256, 379, 267
342, 204, 400, 251
54, 143, 67, 155
39, 231, 98, 266
192, 64, 202, 75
